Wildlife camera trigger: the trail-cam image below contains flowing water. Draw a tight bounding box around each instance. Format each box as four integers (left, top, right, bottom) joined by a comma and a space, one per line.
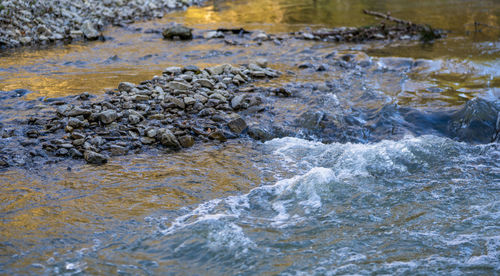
1, 0, 499, 274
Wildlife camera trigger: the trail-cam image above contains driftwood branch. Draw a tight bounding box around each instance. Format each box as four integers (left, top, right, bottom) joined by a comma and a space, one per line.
363, 9, 415, 26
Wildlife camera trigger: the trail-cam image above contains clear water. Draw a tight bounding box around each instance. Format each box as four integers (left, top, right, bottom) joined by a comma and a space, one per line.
0, 0, 499, 274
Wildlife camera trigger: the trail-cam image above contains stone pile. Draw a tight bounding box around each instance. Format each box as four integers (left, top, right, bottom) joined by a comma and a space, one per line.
0, 62, 280, 166
0, 0, 202, 48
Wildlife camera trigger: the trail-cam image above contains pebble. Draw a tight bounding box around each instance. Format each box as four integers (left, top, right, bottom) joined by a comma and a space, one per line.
0, 0, 202, 48
0, 63, 280, 166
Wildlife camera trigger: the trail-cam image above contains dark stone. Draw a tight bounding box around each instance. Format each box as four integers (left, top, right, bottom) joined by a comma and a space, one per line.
227, 117, 247, 134
84, 150, 108, 165
208, 129, 227, 142
183, 65, 201, 73
67, 117, 85, 128
109, 145, 128, 156
159, 129, 181, 148
162, 25, 193, 40
198, 108, 216, 117
69, 148, 83, 158
99, 110, 118, 124
178, 135, 195, 148
248, 126, 274, 141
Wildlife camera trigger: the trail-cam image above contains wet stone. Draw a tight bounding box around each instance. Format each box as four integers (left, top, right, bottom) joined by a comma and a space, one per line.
227, 117, 247, 134
158, 129, 181, 148
208, 129, 227, 142
183, 97, 196, 105
99, 110, 118, 124
109, 145, 128, 156
162, 25, 193, 40
67, 118, 85, 128
118, 82, 135, 92
178, 135, 195, 148
84, 150, 108, 165
128, 114, 141, 125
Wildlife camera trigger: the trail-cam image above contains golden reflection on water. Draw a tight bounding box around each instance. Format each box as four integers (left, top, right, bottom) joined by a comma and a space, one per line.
0, 0, 497, 101
0, 142, 275, 258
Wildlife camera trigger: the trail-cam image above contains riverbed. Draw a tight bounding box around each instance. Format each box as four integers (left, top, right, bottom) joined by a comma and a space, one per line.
1, 0, 499, 274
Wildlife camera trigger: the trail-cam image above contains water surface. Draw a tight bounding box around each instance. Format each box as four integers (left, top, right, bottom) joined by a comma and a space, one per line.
0, 0, 499, 274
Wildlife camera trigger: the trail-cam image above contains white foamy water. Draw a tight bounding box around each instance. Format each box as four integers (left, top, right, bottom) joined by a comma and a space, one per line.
156, 135, 500, 274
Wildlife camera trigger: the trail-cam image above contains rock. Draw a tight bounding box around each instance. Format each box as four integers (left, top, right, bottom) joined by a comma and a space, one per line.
56, 105, 72, 116
162, 25, 193, 40
298, 62, 313, 69
158, 128, 181, 148
128, 114, 141, 124
275, 87, 292, 97
118, 82, 135, 92
248, 126, 273, 141
178, 135, 195, 148
207, 64, 226, 75
164, 66, 182, 75
251, 71, 266, 78
205, 31, 224, 39
141, 137, 156, 144
210, 93, 226, 102
183, 96, 196, 105
208, 129, 227, 142
0, 158, 8, 167
131, 94, 150, 101
193, 78, 214, 89
81, 21, 100, 40
165, 96, 185, 109
69, 148, 83, 158
198, 108, 216, 117
73, 139, 85, 146
231, 94, 246, 109
169, 81, 191, 90
68, 117, 85, 128
146, 128, 158, 138
109, 145, 128, 156
68, 107, 91, 117
233, 74, 245, 84
193, 94, 208, 104
183, 65, 201, 73
148, 114, 165, 120
84, 150, 108, 165
56, 148, 69, 156
256, 58, 268, 68
227, 117, 247, 134
71, 132, 85, 140
99, 110, 118, 124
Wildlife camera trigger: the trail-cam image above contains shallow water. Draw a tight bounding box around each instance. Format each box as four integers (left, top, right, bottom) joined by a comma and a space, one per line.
1, 0, 499, 274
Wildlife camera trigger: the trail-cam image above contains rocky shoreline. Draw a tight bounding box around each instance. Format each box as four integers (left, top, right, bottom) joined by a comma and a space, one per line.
0, 0, 202, 48
0, 61, 281, 167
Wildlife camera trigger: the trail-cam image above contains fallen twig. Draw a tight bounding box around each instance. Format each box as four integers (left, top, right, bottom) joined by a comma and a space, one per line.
363, 10, 415, 26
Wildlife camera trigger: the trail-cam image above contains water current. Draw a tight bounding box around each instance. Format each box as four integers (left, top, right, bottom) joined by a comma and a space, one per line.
1, 0, 499, 274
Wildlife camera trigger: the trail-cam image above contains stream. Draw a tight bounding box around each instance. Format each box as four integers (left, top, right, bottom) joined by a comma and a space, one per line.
1, 0, 499, 274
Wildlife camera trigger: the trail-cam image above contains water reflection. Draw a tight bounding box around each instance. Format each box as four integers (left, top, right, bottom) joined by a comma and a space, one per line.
0, 0, 498, 100
0, 140, 283, 271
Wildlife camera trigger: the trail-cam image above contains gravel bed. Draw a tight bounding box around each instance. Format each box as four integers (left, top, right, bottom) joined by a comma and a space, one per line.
0, 0, 202, 48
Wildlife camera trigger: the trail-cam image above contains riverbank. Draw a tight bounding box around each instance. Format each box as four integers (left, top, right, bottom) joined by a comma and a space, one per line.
0, 0, 202, 48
